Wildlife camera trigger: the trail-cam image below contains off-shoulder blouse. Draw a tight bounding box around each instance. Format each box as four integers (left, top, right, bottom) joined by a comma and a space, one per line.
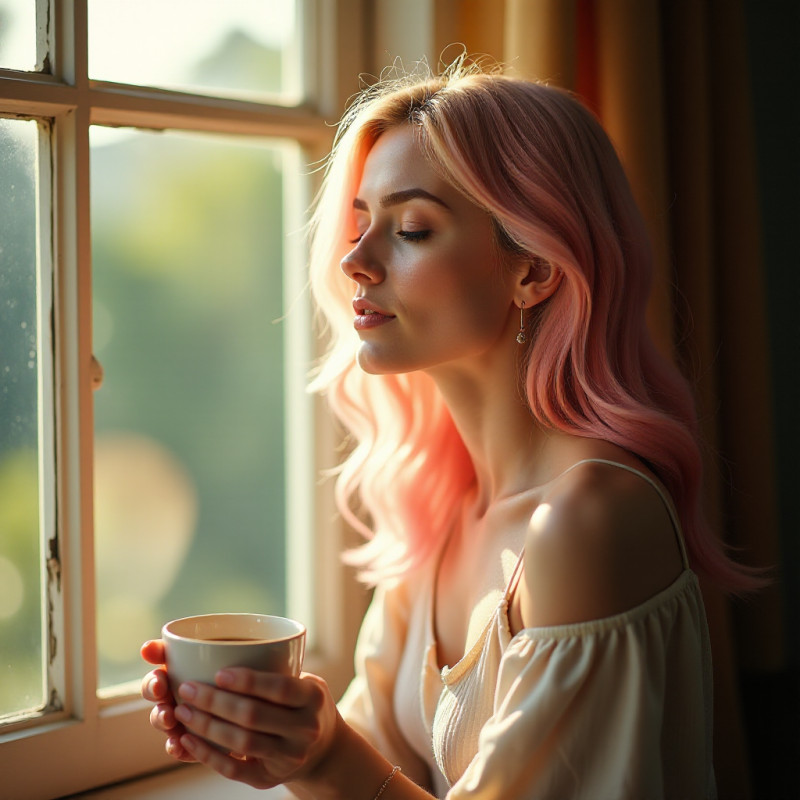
338, 460, 716, 799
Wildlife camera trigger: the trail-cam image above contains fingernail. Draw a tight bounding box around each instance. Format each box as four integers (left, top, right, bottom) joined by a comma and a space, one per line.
149, 677, 162, 698
181, 734, 197, 751
178, 682, 196, 701
174, 704, 192, 723
216, 670, 234, 687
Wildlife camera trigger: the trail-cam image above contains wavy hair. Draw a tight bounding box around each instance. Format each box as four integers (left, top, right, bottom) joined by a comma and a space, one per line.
308, 60, 755, 591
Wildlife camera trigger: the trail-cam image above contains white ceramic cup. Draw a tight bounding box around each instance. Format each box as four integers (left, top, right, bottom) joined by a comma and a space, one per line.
162, 613, 306, 700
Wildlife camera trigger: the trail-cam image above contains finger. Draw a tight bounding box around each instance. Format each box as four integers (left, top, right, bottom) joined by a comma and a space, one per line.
141, 639, 166, 665
177, 682, 310, 738
166, 734, 199, 763
214, 669, 313, 709
180, 734, 277, 789
141, 668, 171, 703
149, 702, 184, 734
175, 704, 286, 766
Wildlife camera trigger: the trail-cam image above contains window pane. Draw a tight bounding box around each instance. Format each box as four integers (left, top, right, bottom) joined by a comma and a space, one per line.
91, 128, 291, 690
0, 0, 42, 72
88, 0, 303, 104
0, 118, 45, 718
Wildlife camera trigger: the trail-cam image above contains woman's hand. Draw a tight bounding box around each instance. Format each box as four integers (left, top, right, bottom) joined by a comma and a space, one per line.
141, 639, 196, 762
141, 639, 342, 790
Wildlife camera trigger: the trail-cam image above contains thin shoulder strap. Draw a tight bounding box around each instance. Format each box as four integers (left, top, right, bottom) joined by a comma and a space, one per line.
562, 458, 690, 569
504, 547, 528, 601
504, 457, 690, 603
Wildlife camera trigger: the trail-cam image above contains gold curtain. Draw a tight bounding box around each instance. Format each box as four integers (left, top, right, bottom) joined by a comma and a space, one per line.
436, 1, 784, 798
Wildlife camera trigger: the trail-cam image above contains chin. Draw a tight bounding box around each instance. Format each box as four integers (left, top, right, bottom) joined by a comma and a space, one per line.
356, 358, 397, 376
356, 349, 414, 376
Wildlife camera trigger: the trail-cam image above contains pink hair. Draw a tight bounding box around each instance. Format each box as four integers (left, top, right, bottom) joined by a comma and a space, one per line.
309, 62, 757, 591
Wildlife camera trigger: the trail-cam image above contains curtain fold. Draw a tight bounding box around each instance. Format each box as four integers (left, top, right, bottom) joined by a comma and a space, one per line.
659, 9, 750, 793
504, 0, 577, 88
702, 0, 784, 674
592, 0, 674, 358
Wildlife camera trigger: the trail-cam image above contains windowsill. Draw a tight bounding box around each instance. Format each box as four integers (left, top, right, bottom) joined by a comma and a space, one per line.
71, 764, 293, 798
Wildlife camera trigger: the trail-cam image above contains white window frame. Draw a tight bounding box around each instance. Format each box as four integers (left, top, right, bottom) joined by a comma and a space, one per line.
0, 2, 369, 797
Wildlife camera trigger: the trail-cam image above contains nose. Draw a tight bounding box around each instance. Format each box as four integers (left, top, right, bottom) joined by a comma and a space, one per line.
340, 238, 384, 285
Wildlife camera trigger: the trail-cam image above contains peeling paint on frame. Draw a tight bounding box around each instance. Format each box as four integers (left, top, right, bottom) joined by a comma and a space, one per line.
39, 112, 64, 719
44, 537, 64, 714
35, 0, 52, 74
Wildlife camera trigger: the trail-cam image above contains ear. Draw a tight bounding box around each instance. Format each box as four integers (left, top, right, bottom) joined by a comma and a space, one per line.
514, 256, 562, 308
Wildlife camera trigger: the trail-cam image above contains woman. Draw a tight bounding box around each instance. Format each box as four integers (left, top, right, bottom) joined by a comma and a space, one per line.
142, 61, 755, 798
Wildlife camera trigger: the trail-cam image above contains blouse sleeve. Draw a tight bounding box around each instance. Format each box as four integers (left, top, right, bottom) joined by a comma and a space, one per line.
446, 579, 716, 800
337, 580, 433, 789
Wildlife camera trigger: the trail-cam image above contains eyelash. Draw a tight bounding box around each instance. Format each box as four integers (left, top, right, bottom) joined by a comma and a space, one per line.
397, 229, 430, 242
349, 229, 431, 245
350, 230, 431, 244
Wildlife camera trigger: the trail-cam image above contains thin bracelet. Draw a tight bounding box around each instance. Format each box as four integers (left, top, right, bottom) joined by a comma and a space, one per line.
373, 765, 401, 799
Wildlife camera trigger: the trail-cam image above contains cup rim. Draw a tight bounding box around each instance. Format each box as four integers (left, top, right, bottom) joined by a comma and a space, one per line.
162, 613, 306, 645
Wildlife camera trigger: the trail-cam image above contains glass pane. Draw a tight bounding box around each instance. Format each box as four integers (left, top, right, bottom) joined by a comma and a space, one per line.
0, 118, 45, 718
0, 0, 41, 72
91, 128, 291, 690
88, 0, 302, 104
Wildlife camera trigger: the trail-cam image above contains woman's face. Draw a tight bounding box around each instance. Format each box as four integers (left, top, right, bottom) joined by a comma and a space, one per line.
342, 125, 521, 376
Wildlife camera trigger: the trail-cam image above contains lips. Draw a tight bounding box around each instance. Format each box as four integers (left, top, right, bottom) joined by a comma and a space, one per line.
353, 297, 394, 317
352, 297, 396, 330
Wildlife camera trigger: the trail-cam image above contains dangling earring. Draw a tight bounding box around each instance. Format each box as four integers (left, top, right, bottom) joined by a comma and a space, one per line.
516, 301, 526, 344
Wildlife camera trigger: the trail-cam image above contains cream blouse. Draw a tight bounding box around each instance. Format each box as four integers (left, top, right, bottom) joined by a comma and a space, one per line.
338, 460, 717, 799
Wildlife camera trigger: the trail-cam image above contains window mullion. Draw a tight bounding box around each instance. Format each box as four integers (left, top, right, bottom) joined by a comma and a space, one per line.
284, 144, 315, 641
73, 0, 99, 729
0, 74, 78, 117
88, 82, 329, 143
56, 0, 89, 90
53, 100, 97, 726
35, 0, 51, 72
53, 0, 98, 728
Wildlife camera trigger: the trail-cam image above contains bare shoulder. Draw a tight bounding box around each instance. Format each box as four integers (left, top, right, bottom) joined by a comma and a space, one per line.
517, 460, 685, 629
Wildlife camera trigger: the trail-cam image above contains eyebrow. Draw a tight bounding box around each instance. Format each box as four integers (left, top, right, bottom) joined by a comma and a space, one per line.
352, 188, 451, 212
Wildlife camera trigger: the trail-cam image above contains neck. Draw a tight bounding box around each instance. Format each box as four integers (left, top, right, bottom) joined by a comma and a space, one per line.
425, 344, 562, 514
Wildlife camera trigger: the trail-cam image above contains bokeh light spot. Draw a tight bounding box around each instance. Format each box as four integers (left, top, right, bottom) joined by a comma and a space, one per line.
0, 555, 24, 619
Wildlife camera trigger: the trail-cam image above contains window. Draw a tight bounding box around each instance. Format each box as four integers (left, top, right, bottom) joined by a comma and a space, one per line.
0, 2, 365, 796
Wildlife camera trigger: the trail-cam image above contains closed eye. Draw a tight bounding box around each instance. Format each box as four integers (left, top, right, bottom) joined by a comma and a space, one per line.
397, 229, 430, 242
